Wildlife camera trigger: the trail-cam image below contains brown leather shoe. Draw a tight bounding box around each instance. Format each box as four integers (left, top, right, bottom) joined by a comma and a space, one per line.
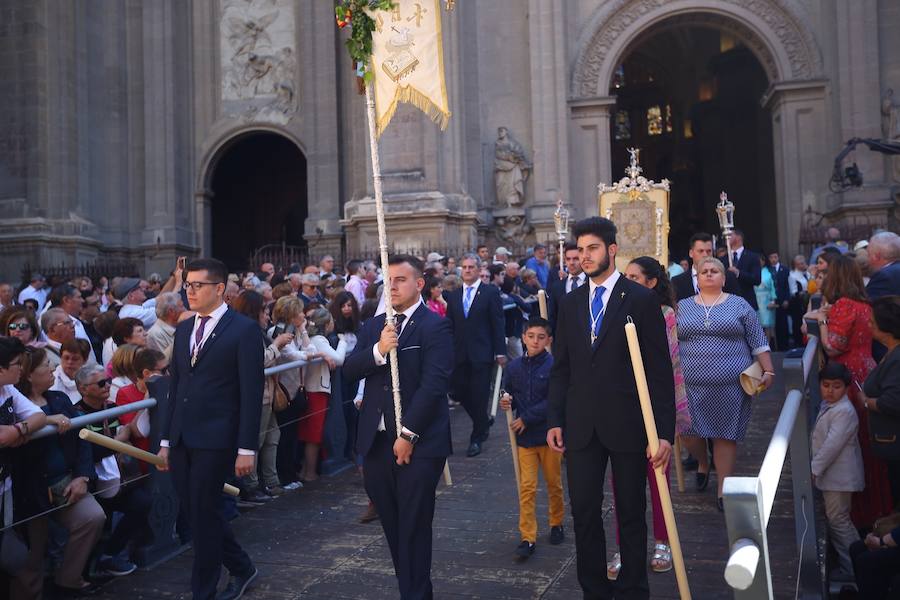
359, 502, 379, 523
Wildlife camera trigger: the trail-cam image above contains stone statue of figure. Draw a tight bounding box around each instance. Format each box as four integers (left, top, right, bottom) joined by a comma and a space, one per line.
494, 127, 531, 207
882, 88, 898, 140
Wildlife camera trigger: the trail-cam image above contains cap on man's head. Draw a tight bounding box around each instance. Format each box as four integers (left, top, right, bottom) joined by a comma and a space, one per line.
31, 273, 46, 283
494, 246, 510, 257
114, 278, 141, 300
426, 252, 445, 263
854, 240, 869, 251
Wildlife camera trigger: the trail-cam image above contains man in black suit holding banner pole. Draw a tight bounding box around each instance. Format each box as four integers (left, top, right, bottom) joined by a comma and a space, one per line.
548, 217, 675, 600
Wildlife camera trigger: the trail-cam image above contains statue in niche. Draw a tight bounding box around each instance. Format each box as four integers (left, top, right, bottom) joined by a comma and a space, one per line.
882, 88, 898, 140
494, 127, 532, 207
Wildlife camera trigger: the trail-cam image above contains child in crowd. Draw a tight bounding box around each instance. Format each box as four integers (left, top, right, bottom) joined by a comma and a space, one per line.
499, 316, 565, 558
811, 362, 864, 579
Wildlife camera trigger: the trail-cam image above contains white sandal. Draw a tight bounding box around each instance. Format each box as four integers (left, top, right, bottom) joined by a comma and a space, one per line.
606, 552, 621, 580
651, 543, 673, 573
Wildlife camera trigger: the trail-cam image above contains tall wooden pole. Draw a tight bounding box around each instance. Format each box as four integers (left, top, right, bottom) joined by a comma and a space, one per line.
364, 83, 403, 438
624, 321, 691, 600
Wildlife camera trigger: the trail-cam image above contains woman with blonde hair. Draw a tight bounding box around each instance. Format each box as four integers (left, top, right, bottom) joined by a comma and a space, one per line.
677, 256, 775, 511
299, 307, 348, 482
108, 343, 140, 402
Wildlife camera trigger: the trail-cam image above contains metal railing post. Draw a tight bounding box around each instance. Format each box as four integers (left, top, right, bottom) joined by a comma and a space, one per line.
724, 477, 773, 598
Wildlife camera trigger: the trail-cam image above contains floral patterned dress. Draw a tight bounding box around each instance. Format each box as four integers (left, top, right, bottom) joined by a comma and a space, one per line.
826, 297, 893, 526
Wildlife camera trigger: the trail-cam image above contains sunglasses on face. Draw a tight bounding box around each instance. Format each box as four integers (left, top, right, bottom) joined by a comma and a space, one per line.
8, 323, 30, 331
90, 378, 111, 388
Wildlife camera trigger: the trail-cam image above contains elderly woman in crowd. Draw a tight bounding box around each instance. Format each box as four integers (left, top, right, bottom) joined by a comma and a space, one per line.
862, 295, 900, 510
12, 347, 105, 598
231, 290, 296, 502
850, 295, 900, 597
809, 255, 892, 527
677, 256, 775, 511
268, 295, 317, 491
299, 307, 348, 482
0, 307, 43, 349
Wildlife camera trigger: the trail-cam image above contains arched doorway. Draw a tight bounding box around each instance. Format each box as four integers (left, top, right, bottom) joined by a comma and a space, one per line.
609, 26, 776, 259
208, 132, 308, 271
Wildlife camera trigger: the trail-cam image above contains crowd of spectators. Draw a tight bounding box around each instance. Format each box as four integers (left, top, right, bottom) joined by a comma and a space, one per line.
0, 228, 898, 597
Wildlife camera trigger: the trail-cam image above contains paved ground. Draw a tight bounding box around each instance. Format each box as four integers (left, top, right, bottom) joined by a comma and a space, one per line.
93, 368, 801, 599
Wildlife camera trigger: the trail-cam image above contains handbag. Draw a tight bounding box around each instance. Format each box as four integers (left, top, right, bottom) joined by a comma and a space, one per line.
868, 410, 900, 460
48, 474, 74, 508
272, 376, 291, 413
740, 361, 764, 396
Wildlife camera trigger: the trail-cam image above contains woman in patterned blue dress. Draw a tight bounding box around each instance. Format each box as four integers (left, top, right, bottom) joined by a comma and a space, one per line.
677, 257, 776, 510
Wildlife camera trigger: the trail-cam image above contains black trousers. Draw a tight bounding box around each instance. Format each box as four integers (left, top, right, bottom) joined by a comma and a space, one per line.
567, 433, 649, 600
774, 306, 790, 350
275, 400, 303, 484
363, 431, 444, 600
451, 361, 493, 443
97, 482, 152, 556
788, 296, 806, 347
170, 444, 253, 600
851, 539, 900, 599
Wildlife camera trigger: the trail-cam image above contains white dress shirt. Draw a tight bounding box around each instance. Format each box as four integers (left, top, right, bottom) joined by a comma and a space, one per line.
50, 364, 82, 405
566, 272, 586, 293
587, 270, 620, 336
732, 246, 745, 263
461, 279, 481, 310
788, 269, 811, 296
0, 385, 42, 494
18, 285, 49, 311
161, 302, 255, 455
372, 298, 423, 435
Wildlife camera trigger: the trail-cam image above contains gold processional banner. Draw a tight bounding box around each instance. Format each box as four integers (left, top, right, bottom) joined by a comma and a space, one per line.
598, 149, 670, 271
370, 0, 451, 137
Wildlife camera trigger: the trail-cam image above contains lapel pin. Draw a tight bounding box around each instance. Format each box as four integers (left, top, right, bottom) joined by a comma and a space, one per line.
621, 292, 626, 298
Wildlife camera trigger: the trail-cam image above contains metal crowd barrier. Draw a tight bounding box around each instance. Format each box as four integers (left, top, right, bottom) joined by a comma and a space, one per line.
722, 336, 824, 599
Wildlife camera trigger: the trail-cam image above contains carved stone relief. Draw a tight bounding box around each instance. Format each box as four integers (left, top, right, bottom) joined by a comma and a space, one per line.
220, 0, 297, 124
571, 0, 823, 100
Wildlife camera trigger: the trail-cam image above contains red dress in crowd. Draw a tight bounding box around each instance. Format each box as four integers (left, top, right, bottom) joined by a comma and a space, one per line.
826, 297, 894, 526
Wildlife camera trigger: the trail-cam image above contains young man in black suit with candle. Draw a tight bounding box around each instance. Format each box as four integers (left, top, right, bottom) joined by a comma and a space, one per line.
548, 217, 675, 600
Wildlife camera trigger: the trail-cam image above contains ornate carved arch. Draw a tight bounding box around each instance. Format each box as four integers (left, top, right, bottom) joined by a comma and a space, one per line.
571, 0, 823, 100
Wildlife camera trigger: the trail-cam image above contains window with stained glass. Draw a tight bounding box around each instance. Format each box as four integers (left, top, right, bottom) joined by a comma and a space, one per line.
614, 110, 631, 140
647, 105, 663, 136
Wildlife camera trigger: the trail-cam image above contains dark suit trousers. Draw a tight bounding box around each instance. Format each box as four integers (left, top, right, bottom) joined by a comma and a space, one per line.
363, 431, 444, 600
170, 444, 253, 600
452, 361, 493, 443
567, 433, 649, 600
775, 307, 790, 350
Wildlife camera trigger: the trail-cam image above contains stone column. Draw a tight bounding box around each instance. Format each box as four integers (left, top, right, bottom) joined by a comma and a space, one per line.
766, 81, 829, 256
194, 190, 214, 257
527, 0, 570, 241
568, 97, 617, 221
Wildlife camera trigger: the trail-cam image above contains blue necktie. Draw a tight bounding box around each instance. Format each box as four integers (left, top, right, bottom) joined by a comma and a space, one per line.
463, 286, 474, 317
591, 286, 606, 338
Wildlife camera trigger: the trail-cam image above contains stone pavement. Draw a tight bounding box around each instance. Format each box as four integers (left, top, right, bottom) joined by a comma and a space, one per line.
92, 371, 800, 599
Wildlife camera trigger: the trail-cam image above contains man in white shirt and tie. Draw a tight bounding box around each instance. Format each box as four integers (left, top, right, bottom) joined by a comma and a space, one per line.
672, 232, 741, 301
548, 241, 586, 333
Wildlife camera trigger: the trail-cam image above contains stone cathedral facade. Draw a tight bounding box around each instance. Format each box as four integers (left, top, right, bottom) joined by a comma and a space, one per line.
1, 0, 899, 280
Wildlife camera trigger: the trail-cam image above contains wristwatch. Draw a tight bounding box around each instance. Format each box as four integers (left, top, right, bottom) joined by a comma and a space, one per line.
399, 431, 419, 445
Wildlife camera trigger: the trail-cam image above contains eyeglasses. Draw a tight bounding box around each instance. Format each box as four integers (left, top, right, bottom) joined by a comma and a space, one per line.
53, 320, 75, 329
183, 281, 223, 292
8, 323, 31, 331
90, 378, 111, 388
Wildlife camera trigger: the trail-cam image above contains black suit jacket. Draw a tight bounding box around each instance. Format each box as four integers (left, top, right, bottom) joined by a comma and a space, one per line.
343, 303, 453, 459
159, 307, 264, 451
671, 269, 741, 302
769, 264, 790, 304
549, 275, 675, 453
731, 250, 762, 309
867, 262, 900, 299
446, 282, 505, 364
548, 274, 583, 332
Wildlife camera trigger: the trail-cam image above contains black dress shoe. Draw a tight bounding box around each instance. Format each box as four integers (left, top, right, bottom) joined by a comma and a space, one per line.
681, 456, 699, 470
549, 525, 565, 545
716, 497, 724, 512
515, 540, 535, 558
695, 471, 709, 492
216, 567, 258, 600
466, 442, 481, 457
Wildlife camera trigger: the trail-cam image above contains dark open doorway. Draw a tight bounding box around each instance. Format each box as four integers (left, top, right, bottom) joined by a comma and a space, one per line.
210, 132, 308, 271
610, 26, 777, 262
